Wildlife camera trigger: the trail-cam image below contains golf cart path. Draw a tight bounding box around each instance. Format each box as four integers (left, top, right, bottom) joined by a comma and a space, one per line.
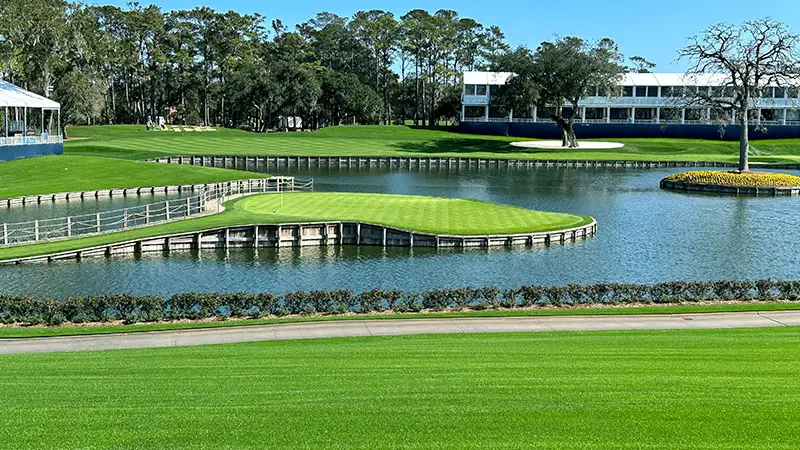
2, 310, 799, 354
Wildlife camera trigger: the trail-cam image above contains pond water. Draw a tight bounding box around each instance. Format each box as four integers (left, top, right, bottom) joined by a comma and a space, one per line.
0, 191, 195, 224
1, 165, 799, 297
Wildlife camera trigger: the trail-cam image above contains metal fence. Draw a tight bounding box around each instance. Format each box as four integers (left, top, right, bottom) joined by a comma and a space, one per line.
0, 177, 313, 246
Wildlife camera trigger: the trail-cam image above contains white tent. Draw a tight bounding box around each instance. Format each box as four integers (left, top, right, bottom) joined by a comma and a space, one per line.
0, 81, 60, 109
0, 80, 61, 143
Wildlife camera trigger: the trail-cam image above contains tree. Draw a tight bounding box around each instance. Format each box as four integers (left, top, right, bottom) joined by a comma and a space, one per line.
494, 38, 623, 148
679, 18, 800, 172
628, 55, 655, 73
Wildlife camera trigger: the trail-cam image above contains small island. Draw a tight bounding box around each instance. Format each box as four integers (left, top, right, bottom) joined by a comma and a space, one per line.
661, 170, 800, 195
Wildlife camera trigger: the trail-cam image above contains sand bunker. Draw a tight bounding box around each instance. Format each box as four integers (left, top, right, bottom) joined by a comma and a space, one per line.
510, 140, 624, 150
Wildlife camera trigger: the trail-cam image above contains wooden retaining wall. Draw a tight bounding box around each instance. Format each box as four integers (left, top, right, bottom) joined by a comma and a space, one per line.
146, 155, 793, 171
0, 178, 284, 208
0, 220, 597, 265
660, 179, 800, 196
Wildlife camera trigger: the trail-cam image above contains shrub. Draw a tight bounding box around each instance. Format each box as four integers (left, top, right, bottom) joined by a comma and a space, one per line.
3, 279, 800, 327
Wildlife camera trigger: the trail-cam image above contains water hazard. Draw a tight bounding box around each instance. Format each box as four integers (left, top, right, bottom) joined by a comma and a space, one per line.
1, 165, 798, 297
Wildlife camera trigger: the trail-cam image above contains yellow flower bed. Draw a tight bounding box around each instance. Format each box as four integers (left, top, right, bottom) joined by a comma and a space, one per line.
664, 171, 800, 188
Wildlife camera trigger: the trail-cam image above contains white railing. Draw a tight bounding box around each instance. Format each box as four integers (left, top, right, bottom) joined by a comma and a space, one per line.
462, 94, 490, 105
0, 135, 63, 147
0, 177, 313, 247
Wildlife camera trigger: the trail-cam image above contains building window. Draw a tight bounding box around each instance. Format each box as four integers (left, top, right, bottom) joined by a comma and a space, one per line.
476, 85, 487, 96
789, 87, 800, 99
635, 86, 647, 97
760, 87, 774, 98
464, 106, 485, 118
774, 87, 786, 99
622, 86, 633, 97
722, 87, 734, 98
647, 86, 659, 97
464, 84, 476, 96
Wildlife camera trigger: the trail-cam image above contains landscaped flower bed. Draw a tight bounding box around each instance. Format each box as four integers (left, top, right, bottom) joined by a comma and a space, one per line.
664, 170, 800, 188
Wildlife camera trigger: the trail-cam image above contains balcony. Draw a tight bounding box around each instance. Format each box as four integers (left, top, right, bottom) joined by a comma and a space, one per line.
462, 95, 490, 106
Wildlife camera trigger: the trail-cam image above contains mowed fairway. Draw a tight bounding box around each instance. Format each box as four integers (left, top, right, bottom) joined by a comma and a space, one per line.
0, 155, 260, 198
65, 125, 800, 164
0, 193, 590, 261
1, 328, 799, 448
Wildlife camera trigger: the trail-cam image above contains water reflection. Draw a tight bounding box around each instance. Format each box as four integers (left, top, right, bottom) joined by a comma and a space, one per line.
1, 165, 799, 297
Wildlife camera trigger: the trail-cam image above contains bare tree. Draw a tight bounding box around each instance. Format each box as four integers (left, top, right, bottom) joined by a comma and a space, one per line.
679, 18, 800, 172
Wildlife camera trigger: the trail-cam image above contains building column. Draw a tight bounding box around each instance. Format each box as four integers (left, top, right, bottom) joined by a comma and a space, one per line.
3, 106, 7, 138
681, 108, 686, 124
531, 106, 537, 123
757, 109, 762, 125
23, 107, 27, 137
706, 108, 712, 124
581, 107, 586, 123
656, 108, 661, 124
631, 107, 636, 124
783, 109, 788, 125
508, 108, 513, 122
461, 104, 465, 122
484, 105, 489, 122
606, 107, 611, 123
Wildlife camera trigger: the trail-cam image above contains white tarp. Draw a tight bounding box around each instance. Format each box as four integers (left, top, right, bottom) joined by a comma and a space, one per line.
0, 80, 60, 109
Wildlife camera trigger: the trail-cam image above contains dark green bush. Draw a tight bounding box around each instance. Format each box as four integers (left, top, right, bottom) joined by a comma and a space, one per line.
3, 280, 800, 327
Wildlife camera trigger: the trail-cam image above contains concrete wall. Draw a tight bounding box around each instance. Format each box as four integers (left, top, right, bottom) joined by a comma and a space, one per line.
0, 143, 63, 162
2, 220, 597, 265
460, 121, 800, 141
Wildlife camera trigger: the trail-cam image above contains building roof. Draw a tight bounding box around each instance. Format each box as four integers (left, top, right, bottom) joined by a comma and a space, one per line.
464, 72, 797, 87
0, 81, 60, 109
463, 72, 514, 85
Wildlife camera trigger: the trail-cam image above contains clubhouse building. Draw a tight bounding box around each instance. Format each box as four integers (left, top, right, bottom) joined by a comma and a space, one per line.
460, 72, 800, 140
0, 81, 63, 162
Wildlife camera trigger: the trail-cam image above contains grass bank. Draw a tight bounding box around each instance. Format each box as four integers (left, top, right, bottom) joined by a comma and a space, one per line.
65, 124, 800, 164
0, 192, 591, 261
2, 327, 799, 448
0, 155, 262, 199
2, 301, 799, 338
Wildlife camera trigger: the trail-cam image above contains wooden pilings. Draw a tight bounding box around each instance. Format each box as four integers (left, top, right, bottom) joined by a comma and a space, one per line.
147, 155, 800, 173
0, 220, 597, 265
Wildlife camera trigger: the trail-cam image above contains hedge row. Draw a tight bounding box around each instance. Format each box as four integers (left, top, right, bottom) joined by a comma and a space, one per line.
2, 280, 800, 326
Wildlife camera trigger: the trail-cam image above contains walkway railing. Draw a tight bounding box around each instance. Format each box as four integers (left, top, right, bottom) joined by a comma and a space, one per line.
0, 177, 313, 247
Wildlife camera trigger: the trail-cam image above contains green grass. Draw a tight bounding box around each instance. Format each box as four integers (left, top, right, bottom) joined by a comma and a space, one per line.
2, 327, 800, 448
0, 155, 262, 199
2, 301, 799, 338
0, 192, 591, 261
64, 124, 800, 164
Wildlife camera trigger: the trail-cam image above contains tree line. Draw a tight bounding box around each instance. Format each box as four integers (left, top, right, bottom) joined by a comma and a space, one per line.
0, 0, 509, 129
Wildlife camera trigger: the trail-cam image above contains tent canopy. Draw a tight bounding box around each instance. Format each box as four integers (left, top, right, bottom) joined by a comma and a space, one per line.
0, 81, 60, 109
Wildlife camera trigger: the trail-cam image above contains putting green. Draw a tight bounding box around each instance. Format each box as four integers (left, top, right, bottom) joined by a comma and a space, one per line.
236, 192, 591, 235
0, 193, 592, 261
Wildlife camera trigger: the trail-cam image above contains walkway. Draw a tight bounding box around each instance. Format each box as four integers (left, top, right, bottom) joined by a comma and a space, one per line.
2, 311, 799, 354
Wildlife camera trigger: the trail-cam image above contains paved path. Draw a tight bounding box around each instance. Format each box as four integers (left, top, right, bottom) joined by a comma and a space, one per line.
2, 311, 799, 354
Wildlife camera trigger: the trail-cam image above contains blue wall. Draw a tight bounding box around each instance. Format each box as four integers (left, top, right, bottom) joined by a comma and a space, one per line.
0, 143, 63, 162
459, 122, 800, 141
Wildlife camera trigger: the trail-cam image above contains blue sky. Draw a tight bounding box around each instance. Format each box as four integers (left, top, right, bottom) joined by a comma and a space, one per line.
94, 0, 798, 71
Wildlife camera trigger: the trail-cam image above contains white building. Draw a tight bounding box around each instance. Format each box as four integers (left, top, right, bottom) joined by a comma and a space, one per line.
0, 81, 63, 161
461, 72, 800, 126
